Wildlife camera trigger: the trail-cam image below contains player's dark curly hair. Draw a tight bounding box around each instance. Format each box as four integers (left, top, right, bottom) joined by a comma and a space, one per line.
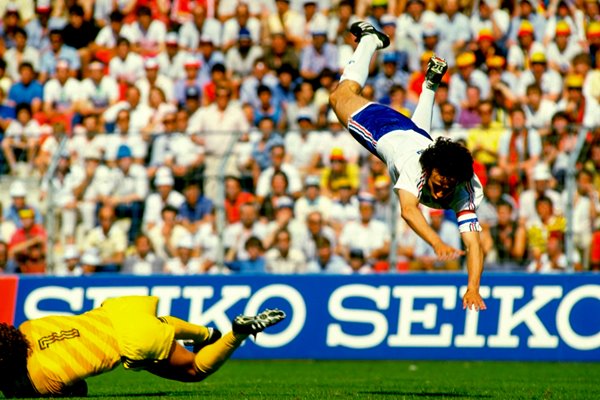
419, 137, 474, 183
0, 323, 32, 398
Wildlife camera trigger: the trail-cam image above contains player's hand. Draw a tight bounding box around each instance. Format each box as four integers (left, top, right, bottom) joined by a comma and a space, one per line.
463, 289, 487, 311
433, 242, 464, 261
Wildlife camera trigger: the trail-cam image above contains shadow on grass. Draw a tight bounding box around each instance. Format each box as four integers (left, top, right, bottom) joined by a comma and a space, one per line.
360, 391, 491, 398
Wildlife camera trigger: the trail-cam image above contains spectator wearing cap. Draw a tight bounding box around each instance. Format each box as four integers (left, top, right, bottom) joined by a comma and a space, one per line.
524, 83, 557, 130
486, 55, 518, 106
79, 249, 102, 275
124, 6, 166, 57
155, 32, 188, 81
100, 144, 148, 243
39, 29, 80, 82
467, 99, 507, 169
265, 228, 306, 273
94, 11, 126, 54
299, 20, 338, 83
8, 62, 43, 113
263, 196, 305, 250
472, 28, 502, 69
321, 147, 360, 198
519, 163, 563, 225
222, 3, 261, 52
164, 234, 204, 274
224, 175, 255, 224
178, 5, 222, 51
498, 106, 542, 195
122, 233, 164, 275
373, 52, 409, 102
516, 52, 562, 103
329, 178, 360, 229
267, 0, 304, 49
543, 0, 581, 45
224, 202, 268, 262
178, 182, 213, 234
147, 205, 189, 260
507, 0, 546, 44
470, 0, 510, 50
136, 57, 174, 106
2, 103, 41, 174
189, 83, 249, 200
413, 208, 461, 271
173, 55, 203, 107
557, 74, 600, 127
8, 207, 47, 274
506, 20, 545, 75
294, 175, 333, 223
339, 193, 391, 265
437, 0, 471, 53
43, 59, 81, 118
256, 144, 302, 202
306, 235, 351, 274
108, 37, 144, 83
366, 0, 388, 31
546, 21, 583, 74
82, 205, 127, 271
142, 168, 185, 232
57, 245, 81, 276
448, 51, 490, 108
4, 27, 39, 81
225, 27, 264, 78
78, 61, 119, 117
25, 1, 65, 51
373, 175, 393, 222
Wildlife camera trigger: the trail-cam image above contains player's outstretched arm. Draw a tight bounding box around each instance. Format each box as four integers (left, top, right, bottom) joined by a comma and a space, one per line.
460, 230, 487, 311
398, 189, 464, 260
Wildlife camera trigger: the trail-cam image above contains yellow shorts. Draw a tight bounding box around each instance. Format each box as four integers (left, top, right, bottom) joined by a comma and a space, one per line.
100, 296, 174, 369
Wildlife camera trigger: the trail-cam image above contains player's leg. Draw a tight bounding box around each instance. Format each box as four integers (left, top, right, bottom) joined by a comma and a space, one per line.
146, 309, 286, 383
411, 55, 448, 133
158, 316, 212, 343
329, 21, 390, 128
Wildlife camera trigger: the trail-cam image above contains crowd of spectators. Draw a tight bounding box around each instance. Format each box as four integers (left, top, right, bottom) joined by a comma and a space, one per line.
0, 0, 599, 276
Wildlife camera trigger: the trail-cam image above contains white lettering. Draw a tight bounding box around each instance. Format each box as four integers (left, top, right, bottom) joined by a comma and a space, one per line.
327, 285, 390, 349
184, 286, 251, 333
244, 284, 305, 347
489, 286, 562, 348
556, 285, 600, 351
388, 286, 456, 347
454, 286, 490, 347
24, 286, 84, 319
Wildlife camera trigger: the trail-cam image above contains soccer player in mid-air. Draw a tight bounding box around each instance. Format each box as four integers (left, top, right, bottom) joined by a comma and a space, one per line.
329, 22, 486, 311
0, 296, 285, 397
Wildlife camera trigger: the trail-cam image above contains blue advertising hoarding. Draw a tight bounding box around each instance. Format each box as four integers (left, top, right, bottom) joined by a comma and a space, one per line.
3, 273, 599, 361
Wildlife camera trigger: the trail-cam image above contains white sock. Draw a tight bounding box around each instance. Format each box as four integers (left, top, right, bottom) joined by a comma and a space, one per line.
411, 84, 436, 133
340, 35, 379, 87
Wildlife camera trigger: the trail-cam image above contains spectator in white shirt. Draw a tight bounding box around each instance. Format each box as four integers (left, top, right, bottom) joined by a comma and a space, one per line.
122, 233, 165, 275
306, 235, 351, 274
164, 234, 204, 274
148, 205, 190, 261
81, 205, 127, 271
523, 83, 557, 130
43, 59, 81, 118
108, 37, 144, 84
265, 228, 307, 273
142, 168, 185, 232
4, 27, 39, 81
136, 58, 174, 106
2, 103, 40, 174
104, 108, 147, 164
178, 5, 222, 50
224, 202, 268, 262
225, 28, 264, 79
339, 193, 391, 265
519, 163, 563, 226
294, 175, 333, 223
124, 6, 166, 57
78, 61, 119, 117
256, 144, 302, 202
156, 32, 188, 81
94, 10, 125, 52
221, 2, 261, 52
437, 0, 471, 53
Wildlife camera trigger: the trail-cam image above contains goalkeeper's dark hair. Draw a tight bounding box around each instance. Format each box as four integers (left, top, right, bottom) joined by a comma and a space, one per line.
0, 323, 31, 397
419, 137, 474, 184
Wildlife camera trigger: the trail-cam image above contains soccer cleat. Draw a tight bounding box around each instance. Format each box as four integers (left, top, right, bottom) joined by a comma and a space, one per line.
192, 327, 222, 353
424, 55, 448, 90
349, 21, 390, 49
232, 309, 286, 337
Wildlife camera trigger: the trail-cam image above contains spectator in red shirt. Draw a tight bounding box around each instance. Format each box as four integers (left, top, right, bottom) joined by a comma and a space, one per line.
224, 175, 254, 224
8, 208, 47, 274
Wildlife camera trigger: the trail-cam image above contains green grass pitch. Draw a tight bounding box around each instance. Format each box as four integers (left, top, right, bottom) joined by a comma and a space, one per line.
13, 360, 597, 400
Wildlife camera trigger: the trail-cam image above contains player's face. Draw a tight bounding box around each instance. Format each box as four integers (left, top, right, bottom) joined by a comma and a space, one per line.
428, 169, 455, 201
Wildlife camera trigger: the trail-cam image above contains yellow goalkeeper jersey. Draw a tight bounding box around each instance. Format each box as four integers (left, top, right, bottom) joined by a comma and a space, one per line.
19, 308, 121, 395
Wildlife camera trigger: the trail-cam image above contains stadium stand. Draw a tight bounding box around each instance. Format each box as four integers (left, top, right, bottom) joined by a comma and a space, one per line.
0, 0, 598, 275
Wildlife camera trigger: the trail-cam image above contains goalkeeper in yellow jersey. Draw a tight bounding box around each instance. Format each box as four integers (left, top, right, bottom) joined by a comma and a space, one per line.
0, 296, 285, 398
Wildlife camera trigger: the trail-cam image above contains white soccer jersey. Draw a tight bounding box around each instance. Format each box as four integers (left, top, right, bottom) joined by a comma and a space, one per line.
377, 131, 484, 233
